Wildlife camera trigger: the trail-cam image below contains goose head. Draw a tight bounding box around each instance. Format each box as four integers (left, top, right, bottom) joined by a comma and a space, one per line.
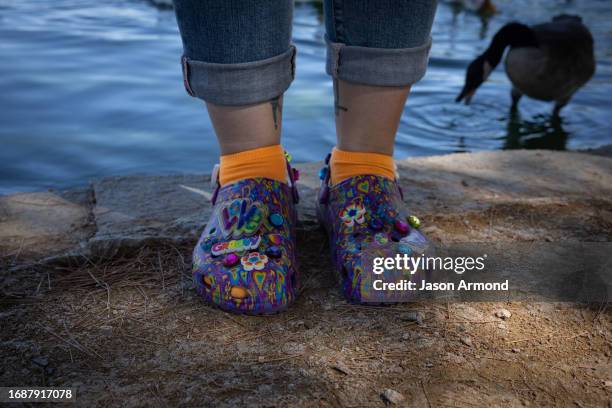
456, 54, 493, 104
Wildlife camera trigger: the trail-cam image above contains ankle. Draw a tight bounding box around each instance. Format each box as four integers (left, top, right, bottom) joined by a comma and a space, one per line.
336, 140, 394, 156
329, 147, 395, 185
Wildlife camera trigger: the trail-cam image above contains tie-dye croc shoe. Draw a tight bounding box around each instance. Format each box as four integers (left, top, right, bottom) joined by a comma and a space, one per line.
192, 160, 300, 314
316, 154, 432, 304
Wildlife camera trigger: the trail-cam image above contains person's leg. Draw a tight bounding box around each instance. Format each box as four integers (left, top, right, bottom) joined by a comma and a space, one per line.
318, 0, 438, 304
174, 0, 294, 185
323, 0, 437, 184
175, 1, 300, 315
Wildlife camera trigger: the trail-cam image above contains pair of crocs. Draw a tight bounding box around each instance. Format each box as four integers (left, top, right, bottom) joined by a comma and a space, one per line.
192, 154, 429, 314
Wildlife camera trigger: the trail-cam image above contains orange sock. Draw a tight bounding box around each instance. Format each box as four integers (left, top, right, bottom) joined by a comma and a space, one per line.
329, 147, 395, 185
219, 144, 287, 186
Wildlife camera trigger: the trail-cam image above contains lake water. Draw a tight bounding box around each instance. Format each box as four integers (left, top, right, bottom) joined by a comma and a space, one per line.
1, 0, 610, 194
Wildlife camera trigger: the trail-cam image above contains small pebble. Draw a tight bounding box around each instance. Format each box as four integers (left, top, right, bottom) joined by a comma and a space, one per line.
460, 336, 473, 347
399, 311, 423, 325
382, 389, 405, 405
495, 309, 512, 320
99, 325, 113, 337
512, 348, 520, 353
31, 356, 49, 368
331, 362, 351, 375
281, 342, 305, 354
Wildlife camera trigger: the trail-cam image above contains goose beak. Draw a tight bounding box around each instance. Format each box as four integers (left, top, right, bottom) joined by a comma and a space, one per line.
463, 90, 476, 105
456, 87, 476, 105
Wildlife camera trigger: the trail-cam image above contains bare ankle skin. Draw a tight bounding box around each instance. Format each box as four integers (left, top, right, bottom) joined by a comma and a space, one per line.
334, 79, 410, 155
206, 96, 283, 155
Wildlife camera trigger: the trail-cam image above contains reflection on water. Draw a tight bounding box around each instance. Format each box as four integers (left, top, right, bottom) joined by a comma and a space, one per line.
0, 0, 610, 194
502, 112, 569, 151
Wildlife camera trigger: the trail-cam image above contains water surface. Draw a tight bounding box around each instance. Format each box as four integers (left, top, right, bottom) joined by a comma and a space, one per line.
1, 0, 610, 194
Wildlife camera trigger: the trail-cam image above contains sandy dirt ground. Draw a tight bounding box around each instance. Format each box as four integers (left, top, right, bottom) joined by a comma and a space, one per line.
2, 219, 611, 407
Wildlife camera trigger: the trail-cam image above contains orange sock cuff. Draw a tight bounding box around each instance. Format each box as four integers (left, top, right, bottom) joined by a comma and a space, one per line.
219, 144, 287, 186
329, 147, 395, 185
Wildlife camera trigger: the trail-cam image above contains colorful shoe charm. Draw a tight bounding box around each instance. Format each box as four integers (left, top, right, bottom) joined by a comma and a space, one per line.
192, 160, 299, 314
317, 154, 431, 304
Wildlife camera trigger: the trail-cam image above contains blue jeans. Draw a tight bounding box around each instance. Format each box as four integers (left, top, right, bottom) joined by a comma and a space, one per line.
174, 0, 437, 106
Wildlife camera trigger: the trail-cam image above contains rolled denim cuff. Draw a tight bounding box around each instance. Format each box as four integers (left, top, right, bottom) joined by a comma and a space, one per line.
325, 37, 432, 87
181, 45, 296, 106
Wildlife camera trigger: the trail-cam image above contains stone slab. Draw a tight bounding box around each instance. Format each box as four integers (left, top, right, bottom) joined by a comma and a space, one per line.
0, 189, 93, 259
1, 150, 611, 261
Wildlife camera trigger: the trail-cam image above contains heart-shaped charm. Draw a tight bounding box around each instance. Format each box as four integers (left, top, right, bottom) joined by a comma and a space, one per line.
357, 180, 370, 193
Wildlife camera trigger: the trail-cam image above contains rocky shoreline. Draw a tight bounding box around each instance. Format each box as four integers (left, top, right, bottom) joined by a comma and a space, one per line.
2, 149, 611, 263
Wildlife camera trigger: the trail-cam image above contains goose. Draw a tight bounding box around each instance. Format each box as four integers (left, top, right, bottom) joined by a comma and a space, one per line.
448, 0, 496, 15
456, 15, 595, 115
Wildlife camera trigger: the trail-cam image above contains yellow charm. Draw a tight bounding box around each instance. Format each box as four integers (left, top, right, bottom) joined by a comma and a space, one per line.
407, 215, 421, 229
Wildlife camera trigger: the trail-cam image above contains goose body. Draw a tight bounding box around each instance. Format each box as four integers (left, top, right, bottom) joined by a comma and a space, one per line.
448, 0, 496, 15
505, 17, 595, 103
457, 15, 595, 115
